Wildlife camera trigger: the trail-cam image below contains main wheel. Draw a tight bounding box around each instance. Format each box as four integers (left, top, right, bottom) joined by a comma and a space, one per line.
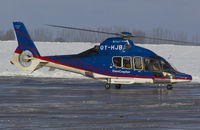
115, 84, 121, 89
167, 84, 173, 90
105, 83, 111, 89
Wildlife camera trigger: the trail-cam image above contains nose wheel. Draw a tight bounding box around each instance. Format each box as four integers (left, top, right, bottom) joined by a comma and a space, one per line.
166, 84, 173, 90
105, 83, 111, 89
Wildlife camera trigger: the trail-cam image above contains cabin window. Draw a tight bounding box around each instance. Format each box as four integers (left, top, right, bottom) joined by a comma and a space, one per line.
123, 57, 131, 69
133, 57, 143, 70
143, 58, 161, 72
113, 57, 122, 67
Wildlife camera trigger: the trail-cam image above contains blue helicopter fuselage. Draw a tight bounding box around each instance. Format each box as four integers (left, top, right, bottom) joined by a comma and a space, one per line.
11, 22, 192, 87
43, 37, 192, 84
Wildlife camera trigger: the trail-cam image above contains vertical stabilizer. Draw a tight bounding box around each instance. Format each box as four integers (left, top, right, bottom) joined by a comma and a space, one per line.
11, 22, 41, 71
13, 22, 40, 56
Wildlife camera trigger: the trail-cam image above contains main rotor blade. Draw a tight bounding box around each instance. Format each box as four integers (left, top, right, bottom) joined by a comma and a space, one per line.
47, 24, 199, 45
46, 24, 119, 36
135, 35, 200, 45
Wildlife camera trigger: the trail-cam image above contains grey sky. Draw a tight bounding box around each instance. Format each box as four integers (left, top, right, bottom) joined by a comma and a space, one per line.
1, 0, 200, 34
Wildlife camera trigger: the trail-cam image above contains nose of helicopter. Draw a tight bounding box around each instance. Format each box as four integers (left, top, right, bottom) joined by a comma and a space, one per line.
174, 73, 192, 82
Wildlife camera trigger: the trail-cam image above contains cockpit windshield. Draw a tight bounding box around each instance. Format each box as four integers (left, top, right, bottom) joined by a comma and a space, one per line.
143, 56, 175, 73
144, 58, 161, 72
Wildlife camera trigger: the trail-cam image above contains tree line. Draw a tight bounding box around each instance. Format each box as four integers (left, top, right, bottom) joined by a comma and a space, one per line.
0, 26, 200, 45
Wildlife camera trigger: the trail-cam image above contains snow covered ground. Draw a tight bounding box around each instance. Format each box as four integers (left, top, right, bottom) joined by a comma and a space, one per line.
0, 41, 199, 82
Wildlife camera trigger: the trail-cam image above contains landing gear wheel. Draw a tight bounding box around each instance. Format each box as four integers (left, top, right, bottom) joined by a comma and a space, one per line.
167, 84, 173, 90
105, 83, 111, 89
115, 84, 121, 89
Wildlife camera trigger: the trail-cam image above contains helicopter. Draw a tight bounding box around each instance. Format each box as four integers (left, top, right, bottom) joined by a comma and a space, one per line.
11, 22, 192, 90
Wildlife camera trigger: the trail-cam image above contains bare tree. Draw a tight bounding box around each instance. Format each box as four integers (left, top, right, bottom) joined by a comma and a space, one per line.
31, 28, 53, 42
1, 25, 199, 46
1, 29, 15, 40
0, 29, 4, 40
192, 33, 200, 45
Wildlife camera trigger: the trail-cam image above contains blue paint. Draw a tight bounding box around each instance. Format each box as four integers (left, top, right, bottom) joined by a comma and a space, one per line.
13, 22, 192, 82
13, 22, 40, 56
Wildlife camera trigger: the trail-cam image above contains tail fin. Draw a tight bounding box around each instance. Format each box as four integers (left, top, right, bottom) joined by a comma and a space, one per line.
11, 22, 41, 71
13, 22, 40, 56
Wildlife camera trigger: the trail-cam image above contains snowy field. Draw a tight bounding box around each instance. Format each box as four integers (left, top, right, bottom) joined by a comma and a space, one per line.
0, 41, 199, 83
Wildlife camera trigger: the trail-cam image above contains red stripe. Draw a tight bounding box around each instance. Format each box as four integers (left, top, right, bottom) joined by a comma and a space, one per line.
41, 56, 128, 77
13, 50, 192, 81
15, 30, 31, 39
39, 56, 167, 79
15, 50, 129, 77
40, 56, 140, 78
67, 55, 116, 74
66, 56, 177, 79
40, 57, 192, 80
55, 56, 129, 77
15, 49, 22, 53
55, 56, 103, 74
33, 54, 40, 58
18, 44, 38, 52
38, 56, 96, 75
174, 77, 192, 80
68, 55, 143, 76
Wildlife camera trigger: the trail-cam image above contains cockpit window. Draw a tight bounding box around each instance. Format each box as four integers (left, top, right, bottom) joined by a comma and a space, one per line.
123, 57, 131, 69
144, 58, 151, 71
113, 57, 122, 67
151, 60, 161, 71
133, 57, 143, 70
160, 59, 175, 73
143, 56, 176, 73
143, 58, 161, 72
